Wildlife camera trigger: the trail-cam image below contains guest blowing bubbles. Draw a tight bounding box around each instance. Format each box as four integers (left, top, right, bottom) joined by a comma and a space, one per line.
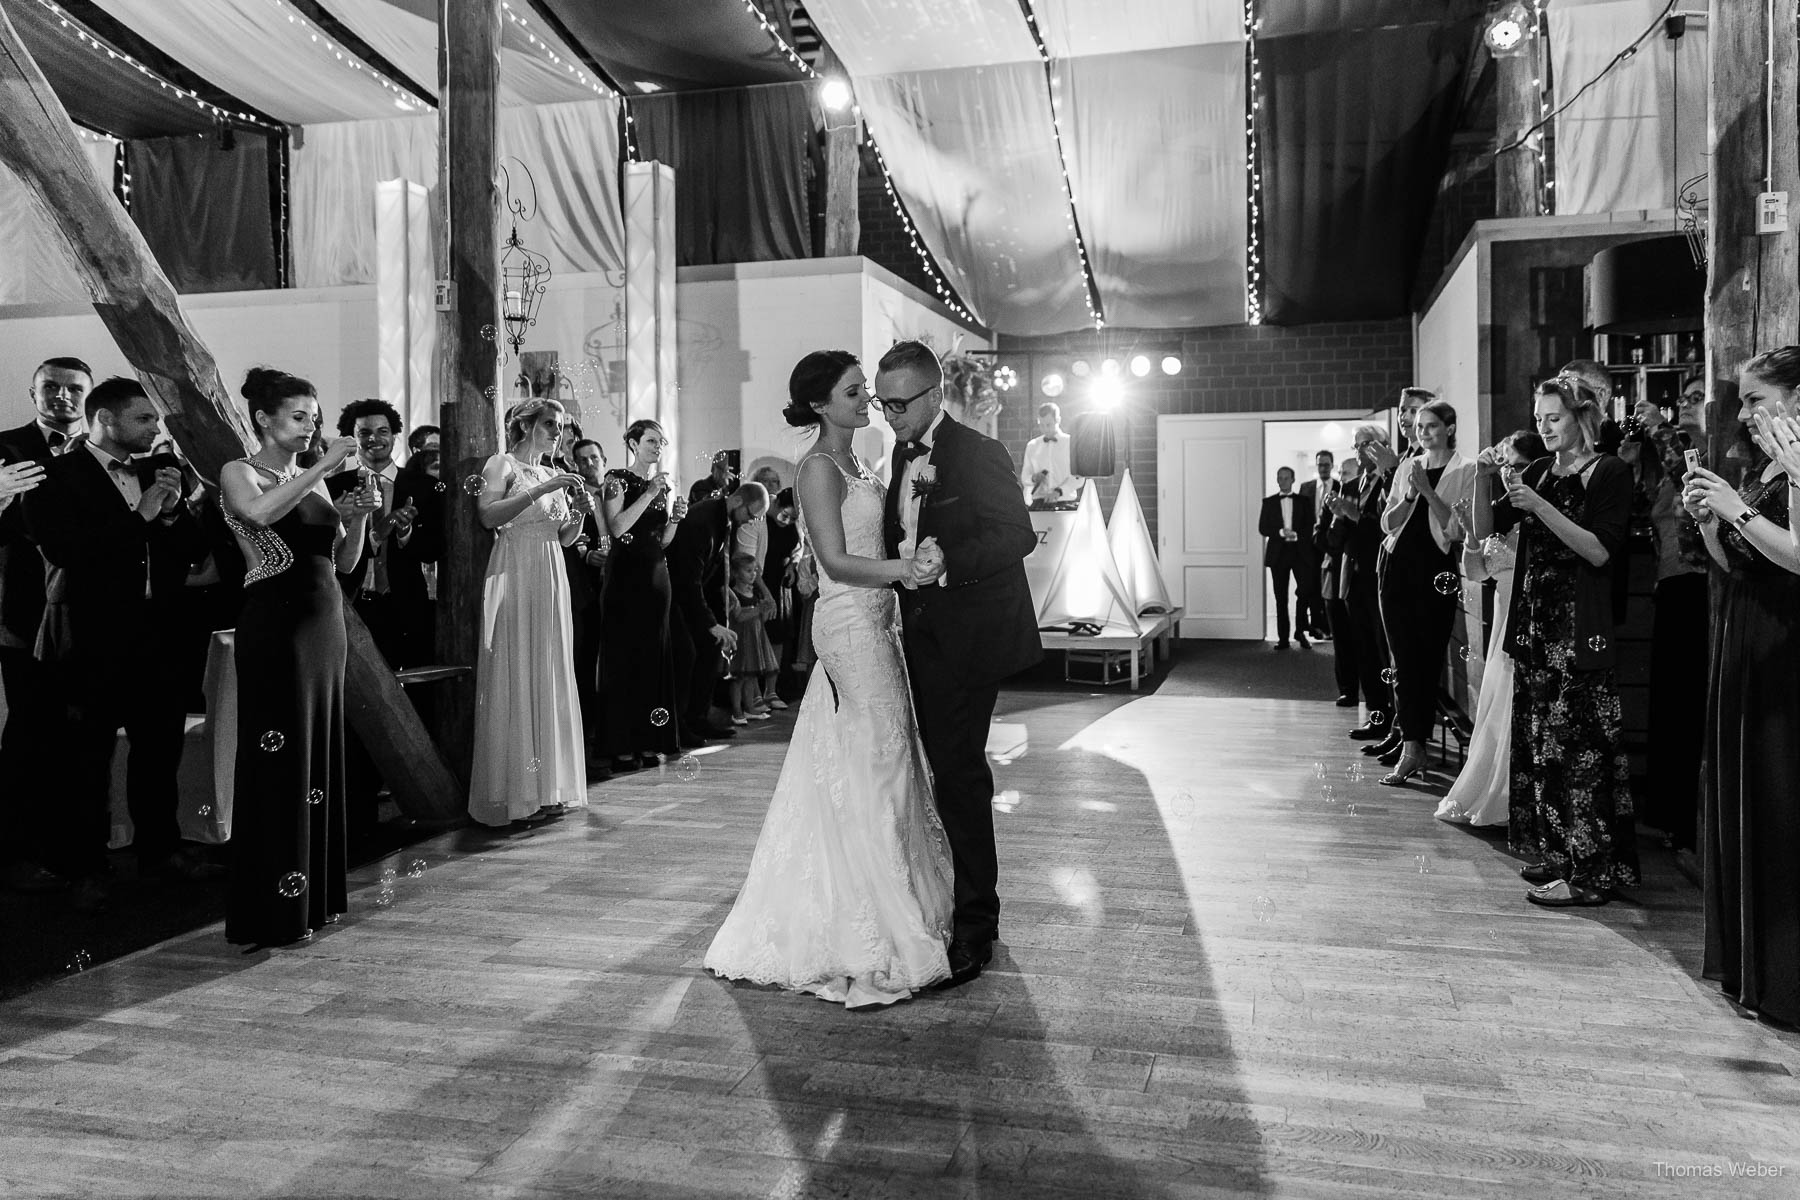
1682, 347, 1800, 1025
1490, 374, 1637, 907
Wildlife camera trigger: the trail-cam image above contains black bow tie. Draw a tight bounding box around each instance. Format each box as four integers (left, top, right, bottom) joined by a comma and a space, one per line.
108, 458, 135, 475
896, 440, 930, 464
46, 430, 66, 449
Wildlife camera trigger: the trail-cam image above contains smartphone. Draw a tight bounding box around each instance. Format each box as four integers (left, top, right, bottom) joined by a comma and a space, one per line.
132, 451, 182, 488
1684, 448, 1701, 475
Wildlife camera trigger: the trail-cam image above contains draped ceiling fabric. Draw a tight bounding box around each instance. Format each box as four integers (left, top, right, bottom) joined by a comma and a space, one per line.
0, 136, 119, 304
86, 0, 426, 123
536, 0, 805, 92
1259, 2, 1481, 324
315, 0, 607, 107
1549, 0, 1708, 217
805, 0, 1247, 334
632, 83, 810, 265
290, 99, 624, 289
126, 132, 277, 293
2, 0, 219, 137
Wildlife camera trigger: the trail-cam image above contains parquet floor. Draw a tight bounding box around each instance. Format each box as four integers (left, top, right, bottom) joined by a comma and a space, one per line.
3, 645, 1797, 1199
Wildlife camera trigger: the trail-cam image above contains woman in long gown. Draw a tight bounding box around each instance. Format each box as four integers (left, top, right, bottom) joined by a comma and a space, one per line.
1685, 349, 1800, 1026
220, 367, 377, 947
1436, 431, 1544, 826
705, 350, 953, 1008
468, 399, 591, 827
598, 419, 685, 768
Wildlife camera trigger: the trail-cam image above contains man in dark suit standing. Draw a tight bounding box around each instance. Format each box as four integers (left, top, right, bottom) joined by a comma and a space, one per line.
325, 399, 411, 666
1332, 423, 1398, 740
1297, 449, 1333, 638
668, 483, 768, 739
565, 438, 609, 762
25, 377, 211, 903
1258, 467, 1315, 649
876, 340, 1040, 987
0, 356, 90, 893
1314, 456, 1362, 705
387, 430, 443, 670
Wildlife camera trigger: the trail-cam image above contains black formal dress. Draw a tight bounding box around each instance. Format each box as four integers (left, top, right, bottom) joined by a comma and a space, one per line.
389, 464, 444, 669
598, 470, 681, 758
563, 503, 606, 742
223, 488, 348, 946
884, 414, 1040, 947
1313, 481, 1358, 699
667, 496, 733, 731
1378, 465, 1459, 741
1334, 471, 1393, 722
1702, 468, 1800, 1024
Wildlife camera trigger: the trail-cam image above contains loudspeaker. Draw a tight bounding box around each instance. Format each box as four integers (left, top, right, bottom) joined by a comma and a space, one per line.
1069, 411, 1117, 477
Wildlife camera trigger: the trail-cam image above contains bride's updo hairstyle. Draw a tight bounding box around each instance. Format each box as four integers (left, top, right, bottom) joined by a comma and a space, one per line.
241, 366, 316, 440
785, 349, 859, 429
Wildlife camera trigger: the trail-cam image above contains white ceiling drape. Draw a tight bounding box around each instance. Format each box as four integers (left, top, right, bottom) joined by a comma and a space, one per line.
0, 136, 121, 305
86, 0, 426, 124
1549, 0, 1708, 217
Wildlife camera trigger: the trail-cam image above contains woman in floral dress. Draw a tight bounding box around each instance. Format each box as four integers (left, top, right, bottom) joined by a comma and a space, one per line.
1488, 374, 1638, 906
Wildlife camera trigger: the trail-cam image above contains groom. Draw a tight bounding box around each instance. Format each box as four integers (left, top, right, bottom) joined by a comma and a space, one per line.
877, 340, 1041, 986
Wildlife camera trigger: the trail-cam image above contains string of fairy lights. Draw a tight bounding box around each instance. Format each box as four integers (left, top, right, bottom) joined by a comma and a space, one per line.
1242, 0, 1264, 325
1530, 0, 1553, 213
732, 0, 973, 323
267, 0, 426, 112
1017, 2, 1104, 330
499, 1, 617, 99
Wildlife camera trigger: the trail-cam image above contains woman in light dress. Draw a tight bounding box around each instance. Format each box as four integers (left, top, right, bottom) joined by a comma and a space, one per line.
704, 350, 953, 1009
467, 398, 591, 828
1436, 431, 1545, 826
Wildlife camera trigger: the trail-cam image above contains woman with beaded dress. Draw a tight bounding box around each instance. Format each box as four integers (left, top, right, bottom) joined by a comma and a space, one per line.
704, 351, 953, 1009
219, 368, 377, 947
467, 399, 591, 827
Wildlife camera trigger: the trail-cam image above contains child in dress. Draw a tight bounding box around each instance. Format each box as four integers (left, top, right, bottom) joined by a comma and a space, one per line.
727, 552, 779, 724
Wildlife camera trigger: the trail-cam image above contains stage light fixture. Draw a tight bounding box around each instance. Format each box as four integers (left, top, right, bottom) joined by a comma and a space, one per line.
1071, 359, 1091, 377
1484, 3, 1529, 57
1101, 358, 1121, 378
1041, 372, 1066, 398
1161, 355, 1183, 376
1129, 355, 1151, 377
993, 365, 1018, 392
1092, 376, 1125, 410
819, 78, 853, 112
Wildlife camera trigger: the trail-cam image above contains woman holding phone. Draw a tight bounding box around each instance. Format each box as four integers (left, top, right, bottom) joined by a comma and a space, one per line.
1682, 347, 1800, 1025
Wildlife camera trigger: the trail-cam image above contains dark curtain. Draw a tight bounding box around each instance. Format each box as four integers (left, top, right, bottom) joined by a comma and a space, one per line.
1260, 10, 1481, 324
126, 132, 277, 293
633, 84, 813, 266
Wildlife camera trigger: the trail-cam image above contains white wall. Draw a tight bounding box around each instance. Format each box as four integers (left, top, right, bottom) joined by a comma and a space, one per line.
1416, 244, 1482, 449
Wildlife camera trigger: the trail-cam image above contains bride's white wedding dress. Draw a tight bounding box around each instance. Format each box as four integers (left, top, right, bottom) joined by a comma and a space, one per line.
703, 453, 952, 1007
1436, 532, 1518, 827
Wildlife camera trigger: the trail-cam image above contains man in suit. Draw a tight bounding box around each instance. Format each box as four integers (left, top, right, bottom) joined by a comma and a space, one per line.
1332, 422, 1398, 739
1297, 449, 1334, 638
325, 399, 412, 666
565, 438, 609, 761
876, 339, 1040, 987
388, 430, 443, 670
25, 377, 212, 903
1314, 456, 1362, 706
0, 356, 90, 893
1258, 467, 1316, 649
668, 483, 768, 739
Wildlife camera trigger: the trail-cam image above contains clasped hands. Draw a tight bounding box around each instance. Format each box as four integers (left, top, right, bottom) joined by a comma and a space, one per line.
903, 536, 945, 589
1751, 398, 1800, 479
134, 466, 186, 521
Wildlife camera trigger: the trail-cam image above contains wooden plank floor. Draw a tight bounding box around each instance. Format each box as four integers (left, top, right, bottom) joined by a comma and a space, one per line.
4, 649, 1798, 1198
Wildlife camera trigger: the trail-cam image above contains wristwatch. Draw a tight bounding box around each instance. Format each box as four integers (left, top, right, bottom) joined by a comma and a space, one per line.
1734, 507, 1759, 531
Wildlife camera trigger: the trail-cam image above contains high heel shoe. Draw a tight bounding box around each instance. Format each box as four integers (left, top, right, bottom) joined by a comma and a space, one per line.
1378, 740, 1406, 766
1363, 729, 1403, 758
1379, 744, 1428, 787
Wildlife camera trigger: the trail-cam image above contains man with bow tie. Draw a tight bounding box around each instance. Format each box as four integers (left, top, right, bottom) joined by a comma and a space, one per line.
1018, 402, 1084, 505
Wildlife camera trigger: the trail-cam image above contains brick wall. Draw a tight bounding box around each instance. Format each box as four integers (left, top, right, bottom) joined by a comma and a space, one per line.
994, 320, 1415, 543
855, 158, 962, 305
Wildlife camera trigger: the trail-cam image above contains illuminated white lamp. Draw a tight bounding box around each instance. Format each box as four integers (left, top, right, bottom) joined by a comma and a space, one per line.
819, 78, 853, 112
1041, 372, 1066, 398
993, 365, 1019, 392
1484, 2, 1529, 56
1129, 355, 1151, 378
1100, 358, 1121, 378
1071, 359, 1091, 378
1161, 355, 1182, 376
1092, 376, 1125, 410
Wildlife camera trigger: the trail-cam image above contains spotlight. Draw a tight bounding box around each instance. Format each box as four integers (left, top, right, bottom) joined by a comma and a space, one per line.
1101, 358, 1121, 378
819, 78, 853, 112
1092, 376, 1125, 410
1129, 355, 1151, 378
1071, 359, 1091, 378
993, 365, 1018, 392
1161, 355, 1182, 376
1041, 372, 1065, 398
1484, 2, 1529, 56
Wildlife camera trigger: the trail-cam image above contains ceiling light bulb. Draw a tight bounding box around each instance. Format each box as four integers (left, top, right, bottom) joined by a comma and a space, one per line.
1129, 355, 1151, 378
1101, 358, 1121, 378
1041, 373, 1065, 398
820, 79, 853, 111
1071, 359, 1091, 378
1161, 356, 1182, 376
1092, 377, 1124, 410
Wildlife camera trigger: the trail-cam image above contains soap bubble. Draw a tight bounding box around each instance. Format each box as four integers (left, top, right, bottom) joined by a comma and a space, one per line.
1169, 789, 1195, 817
463, 475, 486, 496
1380, 668, 1397, 685
1345, 803, 1360, 815
406, 859, 425, 879
66, 949, 93, 973
276, 871, 307, 899
1320, 784, 1337, 803
197, 804, 212, 817
259, 730, 285, 753
374, 887, 395, 909
649, 708, 671, 728
1251, 896, 1276, 923
307, 788, 324, 806
479, 323, 497, 342
1345, 763, 1365, 782
618, 533, 633, 544
674, 754, 701, 782
526, 758, 541, 774
1433, 571, 1458, 596
380, 866, 398, 884
1313, 762, 1327, 779
1587, 635, 1608, 652
1370, 710, 1387, 725
434, 481, 447, 494
483, 385, 498, 401
1415, 854, 1433, 875
1458, 645, 1474, 662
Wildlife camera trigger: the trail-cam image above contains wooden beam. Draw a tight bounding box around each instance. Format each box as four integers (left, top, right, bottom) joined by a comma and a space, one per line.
1706, 0, 1799, 466
433, 0, 503, 783
816, 46, 859, 258
0, 4, 463, 822
1494, 50, 1540, 219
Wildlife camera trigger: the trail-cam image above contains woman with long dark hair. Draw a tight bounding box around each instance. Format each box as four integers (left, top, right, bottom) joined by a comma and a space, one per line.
1492, 375, 1637, 907
219, 367, 378, 946
1683, 347, 1800, 1024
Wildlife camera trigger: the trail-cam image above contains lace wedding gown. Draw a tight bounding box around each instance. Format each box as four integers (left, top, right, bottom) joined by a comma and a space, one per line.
1436, 532, 1517, 826
704, 454, 953, 1007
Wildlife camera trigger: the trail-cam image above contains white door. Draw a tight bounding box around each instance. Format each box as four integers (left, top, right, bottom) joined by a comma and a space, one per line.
1159, 416, 1264, 639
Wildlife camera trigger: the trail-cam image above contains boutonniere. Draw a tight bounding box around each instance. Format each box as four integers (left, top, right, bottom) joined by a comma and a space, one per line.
911, 465, 940, 500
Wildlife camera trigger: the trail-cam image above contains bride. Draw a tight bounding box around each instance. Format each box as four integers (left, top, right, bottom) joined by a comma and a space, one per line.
703, 350, 954, 1008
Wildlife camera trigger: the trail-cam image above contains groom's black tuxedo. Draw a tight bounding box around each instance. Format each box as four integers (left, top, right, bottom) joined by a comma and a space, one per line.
883, 413, 1039, 949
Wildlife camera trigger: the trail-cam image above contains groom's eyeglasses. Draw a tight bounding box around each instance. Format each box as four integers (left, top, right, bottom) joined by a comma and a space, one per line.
873, 383, 936, 416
